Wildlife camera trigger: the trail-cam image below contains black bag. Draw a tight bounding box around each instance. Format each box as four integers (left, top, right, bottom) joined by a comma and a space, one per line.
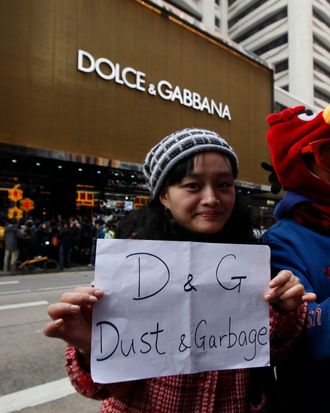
249, 367, 291, 413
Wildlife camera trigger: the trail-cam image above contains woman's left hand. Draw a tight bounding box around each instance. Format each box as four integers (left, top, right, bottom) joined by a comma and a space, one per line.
264, 270, 316, 312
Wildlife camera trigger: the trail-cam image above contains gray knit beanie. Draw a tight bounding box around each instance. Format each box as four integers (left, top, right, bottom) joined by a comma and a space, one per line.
143, 128, 239, 198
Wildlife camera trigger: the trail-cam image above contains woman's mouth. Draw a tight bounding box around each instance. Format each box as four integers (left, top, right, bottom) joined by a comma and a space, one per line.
199, 211, 221, 219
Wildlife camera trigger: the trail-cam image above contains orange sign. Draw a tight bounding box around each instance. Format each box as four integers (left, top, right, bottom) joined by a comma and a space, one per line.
20, 197, 35, 212
134, 195, 149, 209
76, 191, 95, 207
8, 186, 23, 202
7, 206, 23, 219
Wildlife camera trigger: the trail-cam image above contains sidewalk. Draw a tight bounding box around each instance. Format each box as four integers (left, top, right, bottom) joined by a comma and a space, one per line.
0, 263, 94, 276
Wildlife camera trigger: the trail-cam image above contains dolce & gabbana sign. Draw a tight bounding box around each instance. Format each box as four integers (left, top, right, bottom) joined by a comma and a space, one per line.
77, 49, 231, 121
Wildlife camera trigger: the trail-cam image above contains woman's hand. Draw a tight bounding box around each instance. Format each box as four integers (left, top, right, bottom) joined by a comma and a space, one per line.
43, 286, 103, 359
263, 270, 316, 312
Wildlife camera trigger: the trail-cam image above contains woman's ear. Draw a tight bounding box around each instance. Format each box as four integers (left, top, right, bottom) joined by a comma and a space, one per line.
159, 190, 168, 208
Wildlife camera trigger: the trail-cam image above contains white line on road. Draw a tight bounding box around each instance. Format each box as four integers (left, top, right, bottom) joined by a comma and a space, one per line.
0, 289, 31, 296
0, 284, 88, 296
0, 300, 49, 310
0, 377, 75, 413
0, 281, 19, 285
37, 284, 85, 292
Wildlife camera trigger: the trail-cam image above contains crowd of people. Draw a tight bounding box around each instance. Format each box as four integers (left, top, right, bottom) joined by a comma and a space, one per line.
0, 214, 117, 272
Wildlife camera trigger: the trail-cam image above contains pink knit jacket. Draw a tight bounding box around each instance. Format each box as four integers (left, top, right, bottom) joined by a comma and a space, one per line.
66, 304, 307, 413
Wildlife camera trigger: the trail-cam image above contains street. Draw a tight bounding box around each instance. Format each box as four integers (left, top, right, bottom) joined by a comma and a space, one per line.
0, 269, 102, 412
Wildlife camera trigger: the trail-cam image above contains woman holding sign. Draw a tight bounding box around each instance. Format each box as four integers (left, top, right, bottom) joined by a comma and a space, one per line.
44, 128, 315, 413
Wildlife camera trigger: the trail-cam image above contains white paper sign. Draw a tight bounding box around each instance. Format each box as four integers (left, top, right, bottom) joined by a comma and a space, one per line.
91, 239, 270, 384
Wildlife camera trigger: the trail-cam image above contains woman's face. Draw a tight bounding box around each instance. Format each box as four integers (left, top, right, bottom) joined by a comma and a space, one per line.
159, 152, 236, 234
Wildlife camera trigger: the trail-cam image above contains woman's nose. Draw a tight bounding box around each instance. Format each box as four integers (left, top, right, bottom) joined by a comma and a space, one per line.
201, 186, 219, 205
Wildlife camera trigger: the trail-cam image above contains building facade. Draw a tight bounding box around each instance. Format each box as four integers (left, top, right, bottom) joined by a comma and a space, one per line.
0, 0, 275, 228
158, 0, 330, 110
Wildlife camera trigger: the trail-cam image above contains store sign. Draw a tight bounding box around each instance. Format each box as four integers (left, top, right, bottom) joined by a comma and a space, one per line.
7, 206, 23, 219
76, 191, 95, 207
8, 186, 23, 202
77, 49, 231, 120
20, 198, 35, 212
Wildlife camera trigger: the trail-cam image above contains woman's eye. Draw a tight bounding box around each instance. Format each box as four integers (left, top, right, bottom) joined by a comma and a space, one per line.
183, 182, 200, 189
297, 111, 319, 121
218, 181, 233, 189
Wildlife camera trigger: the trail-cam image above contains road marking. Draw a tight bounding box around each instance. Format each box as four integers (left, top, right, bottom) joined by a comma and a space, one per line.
0, 300, 49, 310
0, 289, 31, 296
0, 377, 75, 413
0, 281, 19, 285
37, 284, 85, 291
0, 284, 88, 296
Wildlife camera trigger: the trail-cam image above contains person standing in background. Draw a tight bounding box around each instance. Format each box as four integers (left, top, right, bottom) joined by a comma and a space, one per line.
89, 219, 105, 266
3, 218, 22, 272
58, 220, 74, 270
0, 219, 5, 269
104, 222, 115, 239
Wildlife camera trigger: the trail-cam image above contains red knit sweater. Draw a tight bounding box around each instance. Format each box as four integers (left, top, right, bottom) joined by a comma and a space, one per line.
66, 304, 307, 413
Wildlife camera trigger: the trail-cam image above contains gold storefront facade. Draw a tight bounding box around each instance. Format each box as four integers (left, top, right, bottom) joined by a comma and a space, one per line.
0, 0, 274, 225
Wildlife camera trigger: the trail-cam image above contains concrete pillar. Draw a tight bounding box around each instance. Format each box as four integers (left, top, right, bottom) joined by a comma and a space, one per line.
288, 0, 314, 104
220, 0, 228, 35
201, 0, 214, 29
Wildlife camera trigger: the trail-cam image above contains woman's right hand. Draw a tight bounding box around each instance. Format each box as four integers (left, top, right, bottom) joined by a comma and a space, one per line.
43, 286, 103, 359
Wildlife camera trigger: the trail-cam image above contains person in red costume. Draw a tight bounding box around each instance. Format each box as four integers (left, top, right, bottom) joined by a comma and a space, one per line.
44, 128, 315, 413
262, 104, 330, 413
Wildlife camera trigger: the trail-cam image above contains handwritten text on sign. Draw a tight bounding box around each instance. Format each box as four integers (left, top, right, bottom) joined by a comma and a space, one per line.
91, 239, 270, 383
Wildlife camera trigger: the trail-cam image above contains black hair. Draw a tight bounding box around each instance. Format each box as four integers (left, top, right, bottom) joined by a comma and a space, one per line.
162, 153, 237, 192
164, 156, 195, 189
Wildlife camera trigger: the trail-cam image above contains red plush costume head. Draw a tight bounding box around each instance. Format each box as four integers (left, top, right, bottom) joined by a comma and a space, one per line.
266, 105, 330, 205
